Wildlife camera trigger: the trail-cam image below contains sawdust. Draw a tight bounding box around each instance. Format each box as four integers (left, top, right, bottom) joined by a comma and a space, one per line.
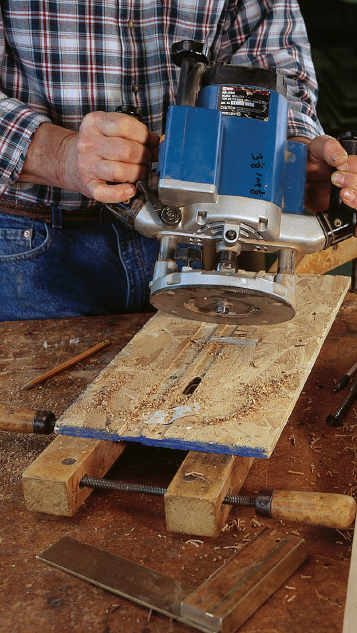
343, 431, 357, 497
0, 431, 51, 487
58, 358, 302, 438
235, 372, 298, 416
188, 371, 300, 427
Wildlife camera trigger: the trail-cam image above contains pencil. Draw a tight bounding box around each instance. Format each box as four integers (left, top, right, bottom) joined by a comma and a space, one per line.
21, 339, 111, 390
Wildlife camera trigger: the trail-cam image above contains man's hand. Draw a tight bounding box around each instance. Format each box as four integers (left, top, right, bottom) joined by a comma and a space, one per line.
293, 134, 357, 215
19, 112, 159, 203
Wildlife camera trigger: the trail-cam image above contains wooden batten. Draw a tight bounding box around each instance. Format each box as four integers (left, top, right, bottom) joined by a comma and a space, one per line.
269, 237, 357, 275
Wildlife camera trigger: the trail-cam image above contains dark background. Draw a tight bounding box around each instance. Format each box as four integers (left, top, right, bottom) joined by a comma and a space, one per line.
299, 0, 357, 137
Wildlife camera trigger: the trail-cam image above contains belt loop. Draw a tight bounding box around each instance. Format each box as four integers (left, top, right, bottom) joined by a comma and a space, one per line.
51, 208, 62, 228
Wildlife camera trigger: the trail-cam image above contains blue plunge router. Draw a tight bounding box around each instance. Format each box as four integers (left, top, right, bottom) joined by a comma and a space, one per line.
105, 40, 356, 326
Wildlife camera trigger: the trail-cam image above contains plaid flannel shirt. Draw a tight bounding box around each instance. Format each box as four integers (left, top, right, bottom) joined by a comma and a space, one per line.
0, 0, 324, 209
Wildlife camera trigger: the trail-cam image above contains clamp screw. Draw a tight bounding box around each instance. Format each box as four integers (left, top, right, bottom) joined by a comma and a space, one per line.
225, 230, 237, 241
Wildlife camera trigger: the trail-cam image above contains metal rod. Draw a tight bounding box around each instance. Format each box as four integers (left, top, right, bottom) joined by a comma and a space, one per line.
277, 248, 295, 275
80, 476, 256, 507
80, 476, 167, 497
224, 494, 255, 507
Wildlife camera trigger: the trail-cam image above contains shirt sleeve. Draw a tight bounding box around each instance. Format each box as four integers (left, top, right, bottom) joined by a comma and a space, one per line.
0, 10, 51, 192
218, 0, 324, 140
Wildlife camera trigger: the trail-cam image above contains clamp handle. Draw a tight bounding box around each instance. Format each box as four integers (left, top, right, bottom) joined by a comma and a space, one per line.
317, 130, 357, 248
256, 489, 356, 530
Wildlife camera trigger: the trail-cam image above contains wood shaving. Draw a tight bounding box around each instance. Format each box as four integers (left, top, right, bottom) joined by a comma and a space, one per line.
287, 594, 296, 603
222, 518, 245, 533
310, 437, 321, 447
336, 529, 352, 541
222, 545, 244, 552
183, 471, 210, 484
315, 589, 343, 609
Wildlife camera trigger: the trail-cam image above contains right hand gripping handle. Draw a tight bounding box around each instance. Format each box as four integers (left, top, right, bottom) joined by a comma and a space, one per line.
317, 131, 357, 248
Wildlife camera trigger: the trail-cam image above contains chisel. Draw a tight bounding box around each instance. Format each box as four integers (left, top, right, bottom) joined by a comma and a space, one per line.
80, 476, 356, 530
0, 404, 56, 434
334, 359, 357, 393
327, 378, 357, 427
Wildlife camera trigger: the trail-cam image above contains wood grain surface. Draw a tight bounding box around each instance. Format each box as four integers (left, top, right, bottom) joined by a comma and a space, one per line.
56, 275, 351, 457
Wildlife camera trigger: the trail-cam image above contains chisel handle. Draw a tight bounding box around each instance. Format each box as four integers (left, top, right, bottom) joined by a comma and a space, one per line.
256, 489, 356, 530
0, 404, 56, 434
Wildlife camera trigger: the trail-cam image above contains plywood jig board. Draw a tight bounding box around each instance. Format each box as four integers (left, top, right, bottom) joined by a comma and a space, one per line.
56, 275, 350, 458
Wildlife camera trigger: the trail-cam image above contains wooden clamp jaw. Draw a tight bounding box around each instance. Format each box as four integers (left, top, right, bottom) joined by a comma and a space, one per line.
164, 452, 254, 536
22, 435, 126, 516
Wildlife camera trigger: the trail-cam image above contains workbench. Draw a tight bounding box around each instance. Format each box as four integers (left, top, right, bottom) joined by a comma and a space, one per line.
1, 303, 356, 632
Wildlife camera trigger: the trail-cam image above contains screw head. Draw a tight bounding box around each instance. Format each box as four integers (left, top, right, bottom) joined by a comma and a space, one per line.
225, 230, 237, 241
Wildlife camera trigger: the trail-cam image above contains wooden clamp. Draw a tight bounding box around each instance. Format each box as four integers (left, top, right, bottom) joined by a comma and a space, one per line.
22, 437, 252, 536
21, 273, 351, 534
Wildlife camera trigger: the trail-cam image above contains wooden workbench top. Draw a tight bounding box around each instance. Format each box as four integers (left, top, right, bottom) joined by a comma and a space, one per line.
1, 306, 356, 632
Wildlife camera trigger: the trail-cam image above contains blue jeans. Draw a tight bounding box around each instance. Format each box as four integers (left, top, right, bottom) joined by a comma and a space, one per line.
0, 212, 160, 320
